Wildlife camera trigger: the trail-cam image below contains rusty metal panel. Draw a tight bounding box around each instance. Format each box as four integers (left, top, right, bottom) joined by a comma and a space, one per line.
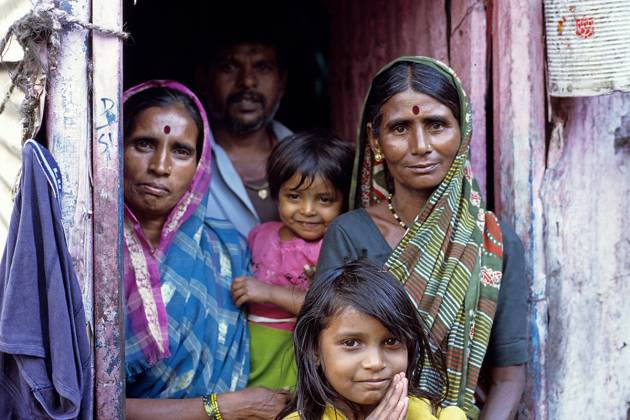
91, 0, 124, 417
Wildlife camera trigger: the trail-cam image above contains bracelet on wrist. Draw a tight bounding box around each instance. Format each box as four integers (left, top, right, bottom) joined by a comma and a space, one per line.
201, 393, 223, 420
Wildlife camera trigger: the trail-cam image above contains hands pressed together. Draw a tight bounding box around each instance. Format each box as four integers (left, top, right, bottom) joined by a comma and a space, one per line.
365, 373, 409, 420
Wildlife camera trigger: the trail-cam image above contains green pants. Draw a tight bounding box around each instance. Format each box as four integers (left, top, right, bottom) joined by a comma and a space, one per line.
247, 322, 298, 390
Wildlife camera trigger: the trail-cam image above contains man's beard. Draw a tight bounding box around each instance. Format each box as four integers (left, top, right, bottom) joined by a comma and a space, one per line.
212, 90, 282, 136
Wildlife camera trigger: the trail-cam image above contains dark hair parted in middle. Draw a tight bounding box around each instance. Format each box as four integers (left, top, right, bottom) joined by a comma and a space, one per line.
277, 259, 447, 420
364, 62, 461, 138
267, 129, 355, 205
123, 86, 205, 161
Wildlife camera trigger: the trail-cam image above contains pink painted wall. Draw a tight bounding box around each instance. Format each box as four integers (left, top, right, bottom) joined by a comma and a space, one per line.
492, 1, 630, 418
492, 1, 547, 417
543, 95, 630, 418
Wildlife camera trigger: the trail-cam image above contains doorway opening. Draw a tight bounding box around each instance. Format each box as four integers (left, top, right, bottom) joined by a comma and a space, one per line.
123, 0, 332, 133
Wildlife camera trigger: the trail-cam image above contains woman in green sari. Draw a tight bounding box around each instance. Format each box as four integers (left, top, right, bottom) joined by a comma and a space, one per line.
316, 57, 528, 419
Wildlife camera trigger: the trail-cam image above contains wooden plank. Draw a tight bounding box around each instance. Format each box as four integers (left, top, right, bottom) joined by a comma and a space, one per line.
492, 0, 547, 417
47, 0, 94, 336
449, 0, 488, 198
543, 95, 630, 418
91, 0, 124, 417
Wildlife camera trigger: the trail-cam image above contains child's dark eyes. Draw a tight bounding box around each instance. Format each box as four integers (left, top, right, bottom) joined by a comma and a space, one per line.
384, 337, 402, 347
286, 192, 301, 201
318, 195, 336, 204
341, 338, 360, 348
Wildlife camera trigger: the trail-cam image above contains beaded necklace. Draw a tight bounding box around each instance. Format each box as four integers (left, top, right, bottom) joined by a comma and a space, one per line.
387, 194, 408, 230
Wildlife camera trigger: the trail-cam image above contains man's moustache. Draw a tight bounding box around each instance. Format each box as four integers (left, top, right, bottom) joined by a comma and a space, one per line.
227, 91, 265, 106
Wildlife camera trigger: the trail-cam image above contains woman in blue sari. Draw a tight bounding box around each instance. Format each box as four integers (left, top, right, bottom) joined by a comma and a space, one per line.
123, 80, 288, 419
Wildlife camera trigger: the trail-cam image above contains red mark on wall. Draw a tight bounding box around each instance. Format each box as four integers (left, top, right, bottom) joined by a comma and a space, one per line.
575, 17, 594, 39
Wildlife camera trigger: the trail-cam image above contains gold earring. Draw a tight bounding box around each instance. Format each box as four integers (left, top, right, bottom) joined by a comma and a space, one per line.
373, 150, 384, 162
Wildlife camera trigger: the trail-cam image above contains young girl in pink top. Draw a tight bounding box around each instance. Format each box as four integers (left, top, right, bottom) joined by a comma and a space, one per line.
231, 130, 354, 390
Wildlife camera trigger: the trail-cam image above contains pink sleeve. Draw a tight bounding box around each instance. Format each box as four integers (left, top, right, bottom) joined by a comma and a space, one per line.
247, 222, 280, 262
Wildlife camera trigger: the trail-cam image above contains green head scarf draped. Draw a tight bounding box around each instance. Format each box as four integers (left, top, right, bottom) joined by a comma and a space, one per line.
351, 56, 504, 418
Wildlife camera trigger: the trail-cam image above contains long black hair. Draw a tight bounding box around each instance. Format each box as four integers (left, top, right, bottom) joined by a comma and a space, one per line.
364, 61, 461, 139
267, 129, 355, 208
123, 86, 204, 161
277, 259, 447, 420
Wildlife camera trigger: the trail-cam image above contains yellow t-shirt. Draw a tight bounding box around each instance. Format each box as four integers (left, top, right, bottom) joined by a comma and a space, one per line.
282, 396, 466, 419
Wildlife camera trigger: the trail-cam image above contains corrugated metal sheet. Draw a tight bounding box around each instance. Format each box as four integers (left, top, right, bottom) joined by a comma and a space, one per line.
545, 0, 630, 96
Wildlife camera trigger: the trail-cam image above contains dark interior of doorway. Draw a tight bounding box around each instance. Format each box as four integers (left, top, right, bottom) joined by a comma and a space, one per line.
123, 0, 331, 133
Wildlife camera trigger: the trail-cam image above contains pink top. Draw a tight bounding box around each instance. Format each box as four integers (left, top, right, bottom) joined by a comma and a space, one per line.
248, 221, 322, 331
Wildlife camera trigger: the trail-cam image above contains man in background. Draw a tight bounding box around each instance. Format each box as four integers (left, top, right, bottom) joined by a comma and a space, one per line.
197, 37, 292, 237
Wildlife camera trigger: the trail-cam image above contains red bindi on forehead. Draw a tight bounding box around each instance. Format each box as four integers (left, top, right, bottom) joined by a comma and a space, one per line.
412, 105, 420, 115
163, 125, 171, 134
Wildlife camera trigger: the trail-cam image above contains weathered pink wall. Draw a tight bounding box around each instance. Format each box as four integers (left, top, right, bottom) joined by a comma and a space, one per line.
492, 0, 547, 417
543, 95, 630, 418
492, 1, 630, 418
449, 0, 489, 198
327, 0, 489, 197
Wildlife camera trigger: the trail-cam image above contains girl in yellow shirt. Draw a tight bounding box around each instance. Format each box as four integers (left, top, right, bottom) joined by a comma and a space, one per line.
278, 259, 465, 420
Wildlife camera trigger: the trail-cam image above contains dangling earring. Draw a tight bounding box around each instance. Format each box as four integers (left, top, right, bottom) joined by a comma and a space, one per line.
373, 150, 384, 162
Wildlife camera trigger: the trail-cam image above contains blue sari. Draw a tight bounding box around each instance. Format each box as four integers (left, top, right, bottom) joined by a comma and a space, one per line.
125, 201, 250, 398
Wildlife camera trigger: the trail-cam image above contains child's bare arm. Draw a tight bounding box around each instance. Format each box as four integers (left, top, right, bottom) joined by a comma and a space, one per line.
231, 276, 306, 315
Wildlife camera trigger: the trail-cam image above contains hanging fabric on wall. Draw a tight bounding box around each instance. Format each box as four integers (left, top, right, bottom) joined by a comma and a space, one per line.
0, 139, 92, 419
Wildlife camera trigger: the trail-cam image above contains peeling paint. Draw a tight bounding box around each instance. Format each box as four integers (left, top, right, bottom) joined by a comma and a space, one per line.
614, 113, 630, 155
543, 94, 630, 418
492, 0, 547, 418
91, 0, 124, 418
48, 0, 93, 348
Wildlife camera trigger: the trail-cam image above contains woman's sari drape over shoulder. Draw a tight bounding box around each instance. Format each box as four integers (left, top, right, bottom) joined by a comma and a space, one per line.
122, 80, 249, 397
352, 57, 504, 418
